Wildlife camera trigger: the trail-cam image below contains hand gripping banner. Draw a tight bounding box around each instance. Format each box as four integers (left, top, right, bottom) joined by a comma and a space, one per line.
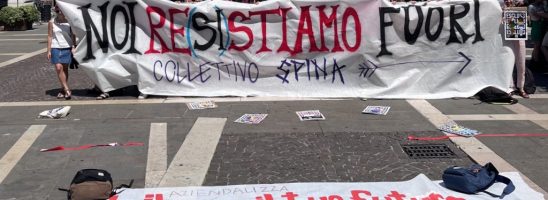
57, 0, 514, 98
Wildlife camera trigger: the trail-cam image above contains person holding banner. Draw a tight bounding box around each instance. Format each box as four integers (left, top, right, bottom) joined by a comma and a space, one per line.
47, 5, 75, 100
501, 0, 530, 98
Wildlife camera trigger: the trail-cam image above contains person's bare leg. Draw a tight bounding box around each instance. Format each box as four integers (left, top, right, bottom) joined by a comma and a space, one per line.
63, 64, 69, 82
516, 41, 525, 89
55, 63, 69, 91
55, 63, 70, 99
515, 40, 529, 98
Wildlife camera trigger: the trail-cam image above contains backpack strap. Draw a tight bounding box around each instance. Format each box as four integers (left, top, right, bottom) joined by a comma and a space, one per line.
480, 174, 515, 198
111, 179, 134, 196
496, 174, 515, 198
115, 179, 134, 190
480, 163, 515, 198
58, 187, 72, 200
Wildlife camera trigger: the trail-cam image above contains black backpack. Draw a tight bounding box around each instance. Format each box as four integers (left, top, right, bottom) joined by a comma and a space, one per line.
475, 87, 518, 104
59, 169, 132, 200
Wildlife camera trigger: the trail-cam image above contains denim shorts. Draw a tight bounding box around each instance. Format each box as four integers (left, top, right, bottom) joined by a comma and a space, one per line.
50, 48, 72, 64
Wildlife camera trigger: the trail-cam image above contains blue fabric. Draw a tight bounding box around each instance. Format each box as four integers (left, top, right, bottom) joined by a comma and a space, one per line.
443, 163, 515, 198
50, 48, 72, 64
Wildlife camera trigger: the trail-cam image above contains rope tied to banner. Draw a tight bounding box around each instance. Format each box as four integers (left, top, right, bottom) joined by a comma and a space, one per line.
40, 142, 144, 152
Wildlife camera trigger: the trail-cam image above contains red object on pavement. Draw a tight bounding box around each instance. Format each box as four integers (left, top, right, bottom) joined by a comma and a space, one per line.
40, 142, 144, 152
408, 133, 548, 141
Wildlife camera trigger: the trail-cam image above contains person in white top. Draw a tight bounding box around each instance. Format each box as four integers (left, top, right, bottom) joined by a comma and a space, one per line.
47, 5, 75, 100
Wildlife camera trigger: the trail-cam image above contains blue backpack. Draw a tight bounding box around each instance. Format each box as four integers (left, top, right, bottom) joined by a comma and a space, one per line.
442, 163, 515, 198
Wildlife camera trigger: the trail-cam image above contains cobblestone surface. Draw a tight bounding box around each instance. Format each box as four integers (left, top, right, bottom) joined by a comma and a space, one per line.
204, 131, 473, 185
0, 53, 139, 101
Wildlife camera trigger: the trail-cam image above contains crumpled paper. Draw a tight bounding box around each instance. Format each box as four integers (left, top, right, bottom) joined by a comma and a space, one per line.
38, 106, 71, 119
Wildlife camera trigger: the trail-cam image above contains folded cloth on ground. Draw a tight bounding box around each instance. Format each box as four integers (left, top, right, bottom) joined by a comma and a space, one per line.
38, 106, 71, 119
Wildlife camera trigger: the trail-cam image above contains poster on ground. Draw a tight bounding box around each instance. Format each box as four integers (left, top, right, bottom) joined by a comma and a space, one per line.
234, 114, 268, 124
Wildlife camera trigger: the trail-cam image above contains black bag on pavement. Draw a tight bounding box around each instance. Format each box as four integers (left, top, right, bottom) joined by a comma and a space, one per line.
443, 163, 515, 198
475, 87, 517, 104
59, 169, 133, 200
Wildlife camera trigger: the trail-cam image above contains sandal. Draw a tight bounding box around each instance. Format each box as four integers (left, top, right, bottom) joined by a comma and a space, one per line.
64, 90, 72, 100
56, 91, 65, 99
519, 91, 530, 99
96, 92, 109, 100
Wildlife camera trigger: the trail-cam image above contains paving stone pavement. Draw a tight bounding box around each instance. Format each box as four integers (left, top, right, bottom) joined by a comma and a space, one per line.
0, 52, 140, 102
0, 102, 476, 200
204, 131, 472, 186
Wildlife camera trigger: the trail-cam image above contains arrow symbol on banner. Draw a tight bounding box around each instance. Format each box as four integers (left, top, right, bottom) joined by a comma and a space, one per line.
359, 52, 472, 78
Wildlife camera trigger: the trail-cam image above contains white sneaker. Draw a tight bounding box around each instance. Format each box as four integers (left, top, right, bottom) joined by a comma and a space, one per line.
138, 93, 148, 99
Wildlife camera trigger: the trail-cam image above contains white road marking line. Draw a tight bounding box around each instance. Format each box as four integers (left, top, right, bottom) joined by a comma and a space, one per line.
0, 39, 45, 41
0, 34, 47, 36
0, 125, 46, 184
407, 100, 548, 196
503, 103, 548, 132
0, 48, 47, 69
0, 97, 351, 107
0, 53, 26, 56
526, 94, 548, 99
0, 99, 167, 107
159, 117, 226, 187
503, 103, 538, 114
145, 123, 168, 188
447, 114, 548, 121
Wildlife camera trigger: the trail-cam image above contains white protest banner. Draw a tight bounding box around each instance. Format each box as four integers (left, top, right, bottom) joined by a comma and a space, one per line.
57, 0, 513, 98
109, 173, 542, 200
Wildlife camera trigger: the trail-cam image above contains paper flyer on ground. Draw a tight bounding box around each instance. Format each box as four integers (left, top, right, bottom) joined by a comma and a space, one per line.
362, 106, 391, 115
234, 114, 268, 124
438, 121, 480, 137
186, 101, 218, 110
296, 110, 325, 121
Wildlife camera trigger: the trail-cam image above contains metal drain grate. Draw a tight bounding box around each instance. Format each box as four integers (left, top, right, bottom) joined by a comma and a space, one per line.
401, 144, 457, 159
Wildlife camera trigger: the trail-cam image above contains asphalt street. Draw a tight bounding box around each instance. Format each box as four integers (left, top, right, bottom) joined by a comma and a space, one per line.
0, 24, 547, 200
